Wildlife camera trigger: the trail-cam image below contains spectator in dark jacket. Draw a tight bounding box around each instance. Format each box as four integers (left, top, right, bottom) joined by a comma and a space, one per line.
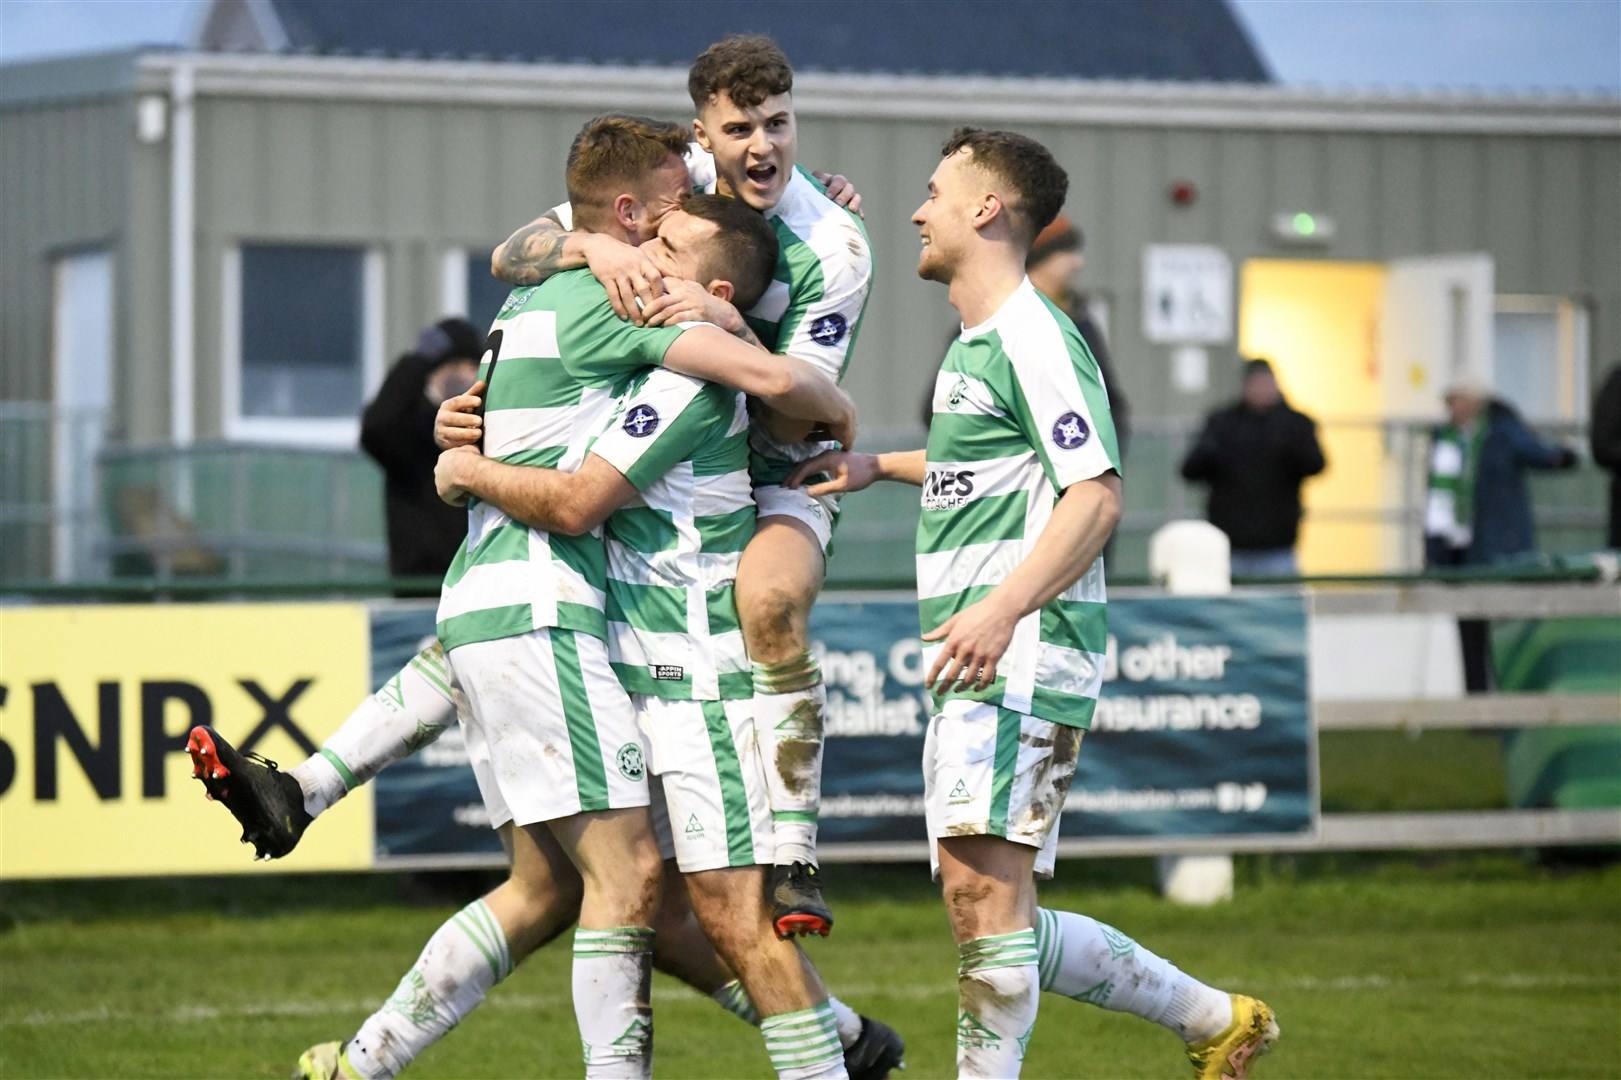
1591, 365, 1621, 548
361, 318, 482, 593
1424, 378, 1580, 568
1423, 377, 1579, 690
1180, 358, 1326, 578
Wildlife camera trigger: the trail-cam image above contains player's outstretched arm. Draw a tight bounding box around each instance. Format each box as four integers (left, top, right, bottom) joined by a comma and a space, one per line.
663, 325, 858, 449
435, 447, 634, 537
490, 211, 577, 284
923, 473, 1122, 695
492, 212, 663, 321
786, 449, 926, 495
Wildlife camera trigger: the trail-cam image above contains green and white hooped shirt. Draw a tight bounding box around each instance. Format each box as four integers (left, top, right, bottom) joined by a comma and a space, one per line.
435, 270, 695, 653
686, 147, 874, 484
586, 368, 756, 703
918, 279, 1122, 729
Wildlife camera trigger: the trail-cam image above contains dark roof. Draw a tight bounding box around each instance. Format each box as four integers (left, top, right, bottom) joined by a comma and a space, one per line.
261, 0, 1272, 83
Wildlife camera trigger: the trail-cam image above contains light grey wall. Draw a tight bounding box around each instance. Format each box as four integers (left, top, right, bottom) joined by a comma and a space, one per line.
797, 119, 1621, 429
5, 52, 1618, 446
0, 65, 134, 407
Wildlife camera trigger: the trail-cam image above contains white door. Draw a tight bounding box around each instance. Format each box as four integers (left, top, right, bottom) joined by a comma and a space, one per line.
52, 251, 114, 581
1379, 254, 1495, 420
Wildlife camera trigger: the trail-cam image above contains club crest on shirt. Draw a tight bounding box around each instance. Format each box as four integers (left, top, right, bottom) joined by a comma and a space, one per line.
809, 313, 848, 347
947, 376, 969, 411
622, 404, 660, 438
1052, 412, 1090, 449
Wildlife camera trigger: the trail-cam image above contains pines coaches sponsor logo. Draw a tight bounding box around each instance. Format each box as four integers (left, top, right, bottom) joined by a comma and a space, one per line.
922, 465, 977, 510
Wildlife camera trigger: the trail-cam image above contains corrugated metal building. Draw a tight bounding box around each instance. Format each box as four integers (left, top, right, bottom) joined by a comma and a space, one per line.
2, 16, 1617, 582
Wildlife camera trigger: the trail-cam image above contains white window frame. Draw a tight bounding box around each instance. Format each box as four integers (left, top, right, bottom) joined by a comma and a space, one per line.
440, 246, 471, 321
1494, 294, 1591, 424
221, 243, 384, 447
51, 249, 115, 581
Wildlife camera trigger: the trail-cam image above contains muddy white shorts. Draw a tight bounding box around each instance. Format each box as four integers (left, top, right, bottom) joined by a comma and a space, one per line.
636, 694, 775, 872
923, 698, 1084, 880
753, 483, 839, 557
450, 628, 649, 828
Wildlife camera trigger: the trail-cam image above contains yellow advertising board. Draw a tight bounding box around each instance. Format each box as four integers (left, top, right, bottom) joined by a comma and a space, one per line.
0, 604, 374, 878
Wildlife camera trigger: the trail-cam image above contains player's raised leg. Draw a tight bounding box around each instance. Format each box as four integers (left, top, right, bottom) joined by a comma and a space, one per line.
736, 511, 834, 937
187, 642, 457, 859
1033, 908, 1278, 1078
292, 642, 459, 817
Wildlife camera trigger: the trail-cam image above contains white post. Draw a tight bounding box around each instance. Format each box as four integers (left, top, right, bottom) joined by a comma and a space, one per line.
169, 60, 196, 519
1148, 520, 1236, 905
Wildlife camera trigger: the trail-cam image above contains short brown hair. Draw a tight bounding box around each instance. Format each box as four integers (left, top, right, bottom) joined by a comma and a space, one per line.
682, 194, 779, 310
566, 113, 690, 220
688, 35, 793, 112
942, 127, 1069, 248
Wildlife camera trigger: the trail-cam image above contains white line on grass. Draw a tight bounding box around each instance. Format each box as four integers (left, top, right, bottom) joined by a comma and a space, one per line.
4, 972, 1616, 1028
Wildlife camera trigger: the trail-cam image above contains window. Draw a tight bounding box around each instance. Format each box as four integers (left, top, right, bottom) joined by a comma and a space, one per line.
1494, 296, 1590, 424
223, 243, 382, 444
440, 247, 512, 334
467, 254, 511, 331
51, 250, 114, 580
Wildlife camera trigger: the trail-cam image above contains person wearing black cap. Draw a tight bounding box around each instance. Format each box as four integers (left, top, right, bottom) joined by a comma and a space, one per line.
360, 318, 483, 592
1025, 216, 1131, 454
1180, 358, 1326, 578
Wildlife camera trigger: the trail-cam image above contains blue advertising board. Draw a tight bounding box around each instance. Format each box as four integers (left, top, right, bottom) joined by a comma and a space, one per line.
373, 592, 1315, 862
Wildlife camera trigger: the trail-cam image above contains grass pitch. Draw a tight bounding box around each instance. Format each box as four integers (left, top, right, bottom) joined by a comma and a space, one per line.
2, 854, 1617, 1079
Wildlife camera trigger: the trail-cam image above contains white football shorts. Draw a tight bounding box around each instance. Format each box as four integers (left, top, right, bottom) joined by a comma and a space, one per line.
635, 694, 775, 872
753, 483, 839, 557
450, 628, 649, 828
924, 698, 1085, 880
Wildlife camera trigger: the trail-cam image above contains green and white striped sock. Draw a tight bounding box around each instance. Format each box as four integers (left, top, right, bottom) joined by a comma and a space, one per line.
1034, 907, 1229, 1041
346, 898, 513, 1078
710, 982, 861, 1053
292, 643, 457, 817
573, 927, 654, 1078
760, 1002, 845, 1079
710, 979, 760, 1025
957, 930, 1040, 1079
752, 651, 826, 867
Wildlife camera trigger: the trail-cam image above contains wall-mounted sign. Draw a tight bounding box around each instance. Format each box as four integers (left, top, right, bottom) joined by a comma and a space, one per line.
1143, 245, 1233, 345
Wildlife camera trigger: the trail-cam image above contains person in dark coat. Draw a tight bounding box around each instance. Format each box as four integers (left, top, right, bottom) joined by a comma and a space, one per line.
1590, 365, 1621, 548
361, 318, 483, 593
1424, 378, 1580, 568
1423, 377, 1579, 690
1179, 358, 1326, 577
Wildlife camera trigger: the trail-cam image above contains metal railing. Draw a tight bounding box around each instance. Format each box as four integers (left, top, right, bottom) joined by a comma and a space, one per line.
0, 409, 1608, 587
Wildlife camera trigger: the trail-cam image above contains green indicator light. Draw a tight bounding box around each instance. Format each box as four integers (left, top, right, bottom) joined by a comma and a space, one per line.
1293, 212, 1317, 236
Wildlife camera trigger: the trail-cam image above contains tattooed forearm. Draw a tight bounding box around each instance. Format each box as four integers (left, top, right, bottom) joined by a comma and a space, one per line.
491, 214, 571, 285
732, 323, 765, 349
